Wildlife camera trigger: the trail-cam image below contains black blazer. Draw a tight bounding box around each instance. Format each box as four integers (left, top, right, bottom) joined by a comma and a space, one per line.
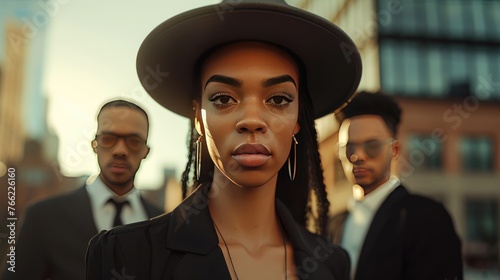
328, 185, 463, 280
2, 186, 163, 280
86, 184, 350, 279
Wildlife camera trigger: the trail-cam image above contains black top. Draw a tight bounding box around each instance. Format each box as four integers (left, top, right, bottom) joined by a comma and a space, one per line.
86, 184, 350, 279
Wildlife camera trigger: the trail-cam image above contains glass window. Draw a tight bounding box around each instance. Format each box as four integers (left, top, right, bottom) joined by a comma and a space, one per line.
377, 0, 404, 34
459, 136, 494, 172
402, 42, 421, 96
446, 45, 471, 98
485, 1, 500, 39
412, 1, 427, 35
426, 45, 446, 97
473, 48, 491, 100
443, 0, 465, 38
380, 40, 398, 94
470, 1, 487, 39
464, 199, 499, 269
407, 135, 442, 171
492, 51, 500, 100
400, 1, 418, 35
425, 0, 441, 36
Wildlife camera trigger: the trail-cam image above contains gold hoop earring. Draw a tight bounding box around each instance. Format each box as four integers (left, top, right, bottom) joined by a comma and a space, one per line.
195, 135, 203, 181
288, 135, 298, 181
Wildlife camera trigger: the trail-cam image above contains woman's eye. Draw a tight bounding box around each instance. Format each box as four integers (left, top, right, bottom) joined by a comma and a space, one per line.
209, 93, 236, 106
267, 94, 293, 107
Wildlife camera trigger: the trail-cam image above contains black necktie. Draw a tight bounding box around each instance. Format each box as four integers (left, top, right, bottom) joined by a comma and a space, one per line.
107, 198, 129, 227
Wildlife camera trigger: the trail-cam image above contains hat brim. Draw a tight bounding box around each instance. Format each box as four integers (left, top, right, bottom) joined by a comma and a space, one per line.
137, 1, 362, 119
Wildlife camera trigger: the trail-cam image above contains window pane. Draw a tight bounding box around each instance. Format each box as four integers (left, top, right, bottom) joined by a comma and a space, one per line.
465, 199, 499, 269
486, 1, 500, 39
459, 136, 493, 172
447, 46, 471, 98
380, 40, 397, 94
473, 48, 491, 101
443, 0, 465, 38
425, 0, 441, 36
470, 1, 487, 39
426, 45, 445, 97
407, 135, 442, 170
402, 42, 421, 96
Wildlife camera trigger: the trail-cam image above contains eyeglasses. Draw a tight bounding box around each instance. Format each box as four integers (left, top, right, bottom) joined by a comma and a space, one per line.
339, 138, 394, 159
94, 133, 147, 151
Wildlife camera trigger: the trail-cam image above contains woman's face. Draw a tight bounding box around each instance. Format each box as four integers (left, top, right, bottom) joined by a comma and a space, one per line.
197, 42, 301, 188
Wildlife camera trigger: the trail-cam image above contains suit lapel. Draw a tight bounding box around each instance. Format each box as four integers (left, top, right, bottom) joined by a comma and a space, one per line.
276, 200, 336, 280
66, 186, 99, 240
355, 185, 408, 275
140, 195, 164, 218
153, 184, 231, 279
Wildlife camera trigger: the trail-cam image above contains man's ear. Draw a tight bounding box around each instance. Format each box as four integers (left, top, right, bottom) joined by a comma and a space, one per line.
193, 100, 203, 136
392, 139, 401, 159
143, 146, 150, 159
91, 140, 98, 153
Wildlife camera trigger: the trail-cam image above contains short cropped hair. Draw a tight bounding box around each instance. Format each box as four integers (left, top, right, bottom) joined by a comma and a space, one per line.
97, 99, 149, 127
335, 91, 402, 137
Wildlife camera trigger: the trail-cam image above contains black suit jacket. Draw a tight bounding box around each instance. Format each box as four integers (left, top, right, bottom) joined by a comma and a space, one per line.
2, 186, 163, 280
86, 184, 350, 279
328, 185, 463, 280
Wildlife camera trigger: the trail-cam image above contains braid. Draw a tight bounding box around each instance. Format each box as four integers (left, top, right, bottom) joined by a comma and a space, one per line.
181, 120, 197, 198
300, 89, 330, 237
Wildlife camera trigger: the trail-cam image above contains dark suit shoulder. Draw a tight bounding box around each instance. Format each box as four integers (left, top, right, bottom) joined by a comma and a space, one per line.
23, 188, 85, 216
402, 193, 455, 223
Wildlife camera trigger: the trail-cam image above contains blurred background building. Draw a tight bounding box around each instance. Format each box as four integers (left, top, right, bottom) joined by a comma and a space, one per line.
298, 0, 500, 278
1, 0, 499, 279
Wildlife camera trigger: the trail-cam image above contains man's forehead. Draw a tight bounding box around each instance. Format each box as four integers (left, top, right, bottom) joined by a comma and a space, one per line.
339, 115, 391, 139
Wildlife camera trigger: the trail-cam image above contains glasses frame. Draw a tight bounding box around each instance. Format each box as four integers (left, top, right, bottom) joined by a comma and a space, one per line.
94, 132, 147, 151
339, 138, 394, 159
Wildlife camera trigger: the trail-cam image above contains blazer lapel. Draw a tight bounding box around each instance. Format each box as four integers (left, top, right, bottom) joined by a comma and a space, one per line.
276, 201, 336, 280
153, 184, 231, 279
356, 185, 408, 275
67, 186, 99, 240
140, 195, 164, 218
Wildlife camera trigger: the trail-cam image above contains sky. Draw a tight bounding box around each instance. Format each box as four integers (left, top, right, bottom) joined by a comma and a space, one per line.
43, 0, 221, 189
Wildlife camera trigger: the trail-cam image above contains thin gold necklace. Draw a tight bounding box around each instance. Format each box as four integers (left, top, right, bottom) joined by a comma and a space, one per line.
213, 221, 288, 280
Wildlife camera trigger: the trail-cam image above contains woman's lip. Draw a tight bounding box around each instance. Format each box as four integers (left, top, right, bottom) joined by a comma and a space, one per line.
232, 154, 271, 167
233, 143, 271, 156
232, 143, 271, 167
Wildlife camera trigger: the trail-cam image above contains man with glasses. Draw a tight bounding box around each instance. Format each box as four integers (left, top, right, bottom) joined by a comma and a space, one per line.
3, 100, 163, 280
328, 91, 462, 280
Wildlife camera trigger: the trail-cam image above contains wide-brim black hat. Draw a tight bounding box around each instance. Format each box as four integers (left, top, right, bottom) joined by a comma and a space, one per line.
137, 0, 362, 119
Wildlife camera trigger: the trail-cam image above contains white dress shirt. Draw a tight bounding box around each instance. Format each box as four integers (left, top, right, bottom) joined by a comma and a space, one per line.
86, 175, 148, 232
341, 176, 400, 279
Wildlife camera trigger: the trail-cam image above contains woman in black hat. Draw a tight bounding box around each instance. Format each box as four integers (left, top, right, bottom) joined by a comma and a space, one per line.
86, 1, 362, 279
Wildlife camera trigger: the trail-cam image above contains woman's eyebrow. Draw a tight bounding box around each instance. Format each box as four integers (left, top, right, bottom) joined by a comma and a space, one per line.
204, 75, 242, 89
262, 75, 297, 88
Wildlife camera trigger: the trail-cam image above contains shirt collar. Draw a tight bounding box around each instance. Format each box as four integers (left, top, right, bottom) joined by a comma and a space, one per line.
86, 175, 140, 208
347, 176, 400, 213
